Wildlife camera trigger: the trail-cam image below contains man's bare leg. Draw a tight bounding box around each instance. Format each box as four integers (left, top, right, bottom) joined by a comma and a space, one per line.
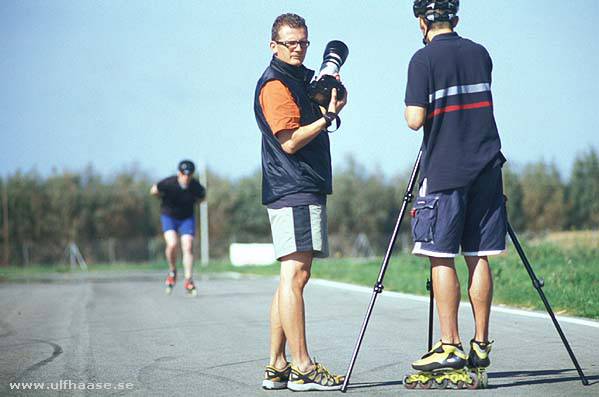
465, 256, 493, 343
277, 251, 313, 372
430, 257, 461, 345
164, 231, 178, 273
180, 234, 194, 280
268, 287, 288, 370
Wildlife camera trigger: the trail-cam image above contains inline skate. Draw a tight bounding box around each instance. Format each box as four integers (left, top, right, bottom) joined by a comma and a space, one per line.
403, 341, 480, 389
184, 278, 198, 297
164, 271, 176, 295
466, 339, 493, 388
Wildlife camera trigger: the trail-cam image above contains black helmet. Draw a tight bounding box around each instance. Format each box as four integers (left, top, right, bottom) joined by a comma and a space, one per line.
178, 159, 195, 175
413, 0, 459, 22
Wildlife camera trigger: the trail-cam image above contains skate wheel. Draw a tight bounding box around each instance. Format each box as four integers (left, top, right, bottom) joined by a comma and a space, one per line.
465, 372, 479, 390
420, 379, 434, 389
479, 369, 488, 388
187, 289, 198, 297
165, 287, 173, 295
402, 375, 417, 389
436, 378, 449, 389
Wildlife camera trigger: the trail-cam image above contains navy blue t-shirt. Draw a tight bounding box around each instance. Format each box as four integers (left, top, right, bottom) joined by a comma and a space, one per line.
405, 32, 503, 193
156, 176, 206, 219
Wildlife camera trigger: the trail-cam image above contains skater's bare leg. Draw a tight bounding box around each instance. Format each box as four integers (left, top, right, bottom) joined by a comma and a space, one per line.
465, 256, 493, 343
268, 286, 288, 370
181, 234, 194, 279
164, 231, 178, 273
277, 251, 313, 372
430, 257, 461, 345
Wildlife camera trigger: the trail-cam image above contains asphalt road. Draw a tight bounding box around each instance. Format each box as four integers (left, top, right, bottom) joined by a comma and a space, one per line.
0, 272, 597, 396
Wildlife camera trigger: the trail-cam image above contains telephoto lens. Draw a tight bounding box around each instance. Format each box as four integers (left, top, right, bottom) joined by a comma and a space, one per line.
307, 40, 349, 107
316, 40, 349, 80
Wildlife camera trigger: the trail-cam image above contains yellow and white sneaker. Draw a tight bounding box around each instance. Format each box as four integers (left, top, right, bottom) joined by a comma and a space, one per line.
287, 362, 344, 391
262, 363, 291, 390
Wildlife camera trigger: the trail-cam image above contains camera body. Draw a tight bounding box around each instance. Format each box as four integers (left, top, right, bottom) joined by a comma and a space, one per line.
307, 40, 349, 108
307, 75, 345, 108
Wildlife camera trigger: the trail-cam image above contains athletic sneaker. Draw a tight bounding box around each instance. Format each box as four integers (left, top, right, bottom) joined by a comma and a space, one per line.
412, 340, 467, 372
287, 362, 344, 391
262, 363, 291, 390
468, 339, 493, 368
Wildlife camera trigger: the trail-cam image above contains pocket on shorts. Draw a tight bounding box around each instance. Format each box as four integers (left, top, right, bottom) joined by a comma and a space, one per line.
410, 195, 439, 243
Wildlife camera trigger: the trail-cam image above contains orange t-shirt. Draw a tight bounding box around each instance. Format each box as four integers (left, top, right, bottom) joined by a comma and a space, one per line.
259, 80, 301, 135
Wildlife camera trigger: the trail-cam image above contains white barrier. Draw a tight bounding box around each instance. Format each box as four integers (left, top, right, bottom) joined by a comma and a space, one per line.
229, 243, 276, 266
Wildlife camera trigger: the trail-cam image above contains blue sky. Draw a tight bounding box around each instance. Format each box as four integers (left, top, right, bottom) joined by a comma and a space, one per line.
1, 1, 598, 181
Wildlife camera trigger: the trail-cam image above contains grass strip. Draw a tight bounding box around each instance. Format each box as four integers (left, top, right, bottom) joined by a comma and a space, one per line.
1, 242, 597, 319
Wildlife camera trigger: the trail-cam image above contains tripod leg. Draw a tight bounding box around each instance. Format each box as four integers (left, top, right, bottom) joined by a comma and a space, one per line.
340, 151, 422, 393
340, 286, 382, 393
507, 222, 589, 386
427, 267, 434, 350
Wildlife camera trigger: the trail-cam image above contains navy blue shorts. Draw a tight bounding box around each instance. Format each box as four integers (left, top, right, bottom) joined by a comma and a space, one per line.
411, 163, 507, 258
160, 214, 195, 236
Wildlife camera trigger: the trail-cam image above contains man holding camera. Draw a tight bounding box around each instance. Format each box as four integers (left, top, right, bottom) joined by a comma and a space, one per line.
404, 0, 506, 379
254, 13, 347, 392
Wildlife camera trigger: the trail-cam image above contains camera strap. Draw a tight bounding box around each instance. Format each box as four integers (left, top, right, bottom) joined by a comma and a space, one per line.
325, 113, 341, 133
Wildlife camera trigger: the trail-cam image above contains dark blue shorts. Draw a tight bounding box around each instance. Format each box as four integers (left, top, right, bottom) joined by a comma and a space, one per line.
160, 214, 195, 236
411, 163, 507, 258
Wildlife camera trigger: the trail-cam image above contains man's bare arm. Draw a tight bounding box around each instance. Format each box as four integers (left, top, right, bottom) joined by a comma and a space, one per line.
405, 105, 427, 131
277, 86, 347, 154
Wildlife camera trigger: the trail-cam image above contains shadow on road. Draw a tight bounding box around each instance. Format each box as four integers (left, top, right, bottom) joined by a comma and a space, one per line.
488, 368, 598, 388
344, 380, 403, 391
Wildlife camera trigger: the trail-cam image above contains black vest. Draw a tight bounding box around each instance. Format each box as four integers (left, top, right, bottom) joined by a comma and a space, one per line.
254, 57, 332, 205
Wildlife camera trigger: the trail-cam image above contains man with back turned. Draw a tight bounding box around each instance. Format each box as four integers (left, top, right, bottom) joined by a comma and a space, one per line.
403, 0, 507, 386
254, 13, 347, 392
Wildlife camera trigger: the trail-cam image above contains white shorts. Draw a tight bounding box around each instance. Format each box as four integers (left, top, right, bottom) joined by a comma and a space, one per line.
267, 204, 329, 260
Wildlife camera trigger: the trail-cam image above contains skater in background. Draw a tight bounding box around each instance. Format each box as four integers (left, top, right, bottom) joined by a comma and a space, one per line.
150, 160, 206, 296
254, 13, 347, 391
403, 0, 506, 386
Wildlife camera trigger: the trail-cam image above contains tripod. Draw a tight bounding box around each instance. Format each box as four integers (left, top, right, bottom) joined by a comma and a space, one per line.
423, 216, 589, 386
341, 153, 589, 392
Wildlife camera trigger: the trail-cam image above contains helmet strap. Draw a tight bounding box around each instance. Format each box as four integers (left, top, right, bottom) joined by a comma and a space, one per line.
422, 20, 431, 46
